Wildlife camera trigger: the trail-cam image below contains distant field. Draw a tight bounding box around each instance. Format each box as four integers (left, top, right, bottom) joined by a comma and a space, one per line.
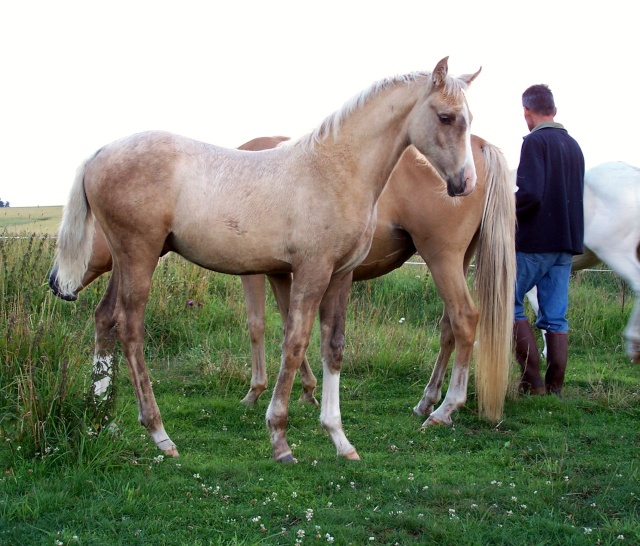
0, 206, 62, 235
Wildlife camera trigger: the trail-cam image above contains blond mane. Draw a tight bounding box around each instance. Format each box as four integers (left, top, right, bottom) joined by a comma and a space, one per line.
295, 70, 470, 150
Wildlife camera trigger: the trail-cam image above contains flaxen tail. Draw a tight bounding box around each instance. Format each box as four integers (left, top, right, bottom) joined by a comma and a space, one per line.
473, 142, 516, 422
50, 155, 97, 299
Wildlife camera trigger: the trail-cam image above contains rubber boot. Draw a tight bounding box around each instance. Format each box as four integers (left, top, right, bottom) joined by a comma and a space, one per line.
514, 319, 545, 395
544, 332, 568, 396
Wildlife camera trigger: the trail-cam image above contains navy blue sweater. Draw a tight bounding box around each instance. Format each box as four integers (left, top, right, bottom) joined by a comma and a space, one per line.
515, 123, 585, 254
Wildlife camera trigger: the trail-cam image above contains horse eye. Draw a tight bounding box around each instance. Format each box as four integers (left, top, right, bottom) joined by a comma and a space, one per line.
439, 114, 453, 125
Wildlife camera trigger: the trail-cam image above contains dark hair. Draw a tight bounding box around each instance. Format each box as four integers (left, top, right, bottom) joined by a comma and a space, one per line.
522, 84, 556, 115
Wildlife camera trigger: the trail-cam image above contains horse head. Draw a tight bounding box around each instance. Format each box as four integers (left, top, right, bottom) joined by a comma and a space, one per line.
409, 57, 481, 198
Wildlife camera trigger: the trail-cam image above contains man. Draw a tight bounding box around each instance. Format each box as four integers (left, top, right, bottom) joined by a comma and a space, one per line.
514, 84, 585, 396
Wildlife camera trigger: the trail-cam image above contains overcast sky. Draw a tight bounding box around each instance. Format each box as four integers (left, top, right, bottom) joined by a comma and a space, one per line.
1, 1, 637, 207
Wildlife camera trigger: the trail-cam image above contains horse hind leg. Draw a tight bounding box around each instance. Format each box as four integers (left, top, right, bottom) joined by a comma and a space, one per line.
115, 258, 178, 457
268, 273, 318, 405
91, 272, 120, 411
266, 268, 331, 462
413, 310, 454, 417
240, 274, 269, 405
240, 273, 319, 406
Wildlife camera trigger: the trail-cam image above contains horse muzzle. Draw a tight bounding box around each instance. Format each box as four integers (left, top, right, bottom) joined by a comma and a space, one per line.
446, 168, 477, 197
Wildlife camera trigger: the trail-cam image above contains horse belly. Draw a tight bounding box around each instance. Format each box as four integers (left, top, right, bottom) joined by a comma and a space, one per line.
170, 227, 292, 275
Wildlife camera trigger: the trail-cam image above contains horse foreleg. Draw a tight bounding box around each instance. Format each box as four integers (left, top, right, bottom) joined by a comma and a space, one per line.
240, 274, 269, 405
268, 273, 319, 405
423, 306, 477, 426
585, 245, 640, 365
413, 311, 454, 417
419, 261, 478, 427
318, 272, 359, 459
625, 298, 640, 364
266, 272, 327, 462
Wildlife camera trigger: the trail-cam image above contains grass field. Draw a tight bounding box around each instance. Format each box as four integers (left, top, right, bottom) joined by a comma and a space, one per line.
0, 206, 62, 235
1, 232, 638, 545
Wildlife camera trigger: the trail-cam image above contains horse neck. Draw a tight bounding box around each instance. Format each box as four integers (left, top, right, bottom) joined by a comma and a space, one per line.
316, 83, 423, 203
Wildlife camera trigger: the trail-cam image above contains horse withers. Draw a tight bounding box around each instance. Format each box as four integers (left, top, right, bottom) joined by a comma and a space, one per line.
51, 57, 481, 462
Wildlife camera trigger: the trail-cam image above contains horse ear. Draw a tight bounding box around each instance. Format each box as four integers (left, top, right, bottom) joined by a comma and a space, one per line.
458, 66, 483, 88
432, 56, 449, 86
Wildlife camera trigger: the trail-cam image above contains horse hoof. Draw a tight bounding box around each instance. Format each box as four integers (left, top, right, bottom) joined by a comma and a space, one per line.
275, 453, 298, 464
344, 450, 361, 461
422, 414, 451, 427
163, 446, 180, 458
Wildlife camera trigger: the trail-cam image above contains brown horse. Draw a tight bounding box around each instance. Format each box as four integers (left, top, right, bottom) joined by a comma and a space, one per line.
51, 57, 482, 461
238, 134, 515, 427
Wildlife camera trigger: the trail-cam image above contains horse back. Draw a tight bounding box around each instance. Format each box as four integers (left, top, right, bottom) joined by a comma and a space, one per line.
82, 131, 375, 276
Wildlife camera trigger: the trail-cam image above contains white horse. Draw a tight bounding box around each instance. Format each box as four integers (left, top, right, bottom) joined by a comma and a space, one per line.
525, 161, 640, 364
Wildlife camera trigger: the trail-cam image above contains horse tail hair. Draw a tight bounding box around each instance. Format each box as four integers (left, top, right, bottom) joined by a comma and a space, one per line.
473, 142, 516, 422
51, 154, 97, 299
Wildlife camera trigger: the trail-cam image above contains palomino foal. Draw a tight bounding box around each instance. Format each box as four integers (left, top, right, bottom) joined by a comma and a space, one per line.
51, 57, 480, 461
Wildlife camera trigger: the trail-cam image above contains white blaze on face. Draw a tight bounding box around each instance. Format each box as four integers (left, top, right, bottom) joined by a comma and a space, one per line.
93, 354, 113, 397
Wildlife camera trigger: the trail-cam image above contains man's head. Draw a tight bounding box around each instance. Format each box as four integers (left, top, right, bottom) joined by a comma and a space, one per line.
522, 84, 557, 131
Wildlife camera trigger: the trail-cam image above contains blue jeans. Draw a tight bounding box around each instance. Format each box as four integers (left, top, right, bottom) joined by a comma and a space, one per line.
514, 251, 573, 333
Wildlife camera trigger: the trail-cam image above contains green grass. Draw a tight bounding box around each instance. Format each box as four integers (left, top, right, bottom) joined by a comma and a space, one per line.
1, 234, 639, 545
0, 206, 63, 235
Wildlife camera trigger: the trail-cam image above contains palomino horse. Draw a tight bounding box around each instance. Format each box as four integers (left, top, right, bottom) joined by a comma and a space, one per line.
51, 57, 481, 462
238, 134, 515, 427
525, 161, 640, 364
50, 133, 516, 428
